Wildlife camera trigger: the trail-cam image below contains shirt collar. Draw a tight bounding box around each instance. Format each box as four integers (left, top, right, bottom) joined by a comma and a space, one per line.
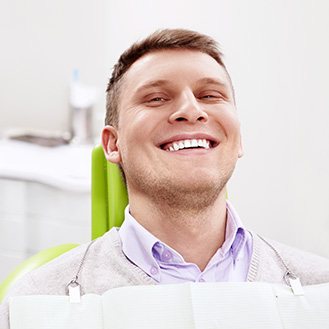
119, 207, 161, 281
119, 201, 248, 281
218, 200, 247, 261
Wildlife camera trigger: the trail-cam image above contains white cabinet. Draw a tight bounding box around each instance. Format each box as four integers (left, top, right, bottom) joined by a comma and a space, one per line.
0, 140, 92, 281
0, 179, 28, 281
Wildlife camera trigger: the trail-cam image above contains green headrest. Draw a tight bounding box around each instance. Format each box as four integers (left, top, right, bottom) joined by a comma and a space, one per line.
91, 146, 128, 239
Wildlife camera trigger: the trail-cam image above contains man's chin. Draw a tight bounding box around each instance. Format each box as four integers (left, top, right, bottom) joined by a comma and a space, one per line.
125, 165, 230, 207
166, 174, 226, 195
155, 177, 224, 211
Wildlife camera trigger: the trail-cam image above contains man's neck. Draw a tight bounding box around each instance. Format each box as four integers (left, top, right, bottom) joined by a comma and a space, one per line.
128, 189, 227, 271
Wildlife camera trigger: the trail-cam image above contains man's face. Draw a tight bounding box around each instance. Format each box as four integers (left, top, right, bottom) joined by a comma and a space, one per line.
103, 49, 243, 204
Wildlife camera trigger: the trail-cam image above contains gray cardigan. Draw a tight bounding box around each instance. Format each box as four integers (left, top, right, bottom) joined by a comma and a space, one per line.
1, 228, 329, 328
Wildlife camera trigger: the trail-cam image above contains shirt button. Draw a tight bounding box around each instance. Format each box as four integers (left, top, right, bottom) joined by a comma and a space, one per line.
162, 250, 172, 261
150, 266, 158, 275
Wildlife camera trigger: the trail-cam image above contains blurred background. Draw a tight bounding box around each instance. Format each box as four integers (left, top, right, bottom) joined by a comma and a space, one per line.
0, 0, 328, 281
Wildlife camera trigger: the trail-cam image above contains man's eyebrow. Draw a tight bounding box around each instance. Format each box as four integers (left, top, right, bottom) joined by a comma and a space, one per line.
135, 80, 170, 94
134, 77, 230, 95
195, 77, 229, 87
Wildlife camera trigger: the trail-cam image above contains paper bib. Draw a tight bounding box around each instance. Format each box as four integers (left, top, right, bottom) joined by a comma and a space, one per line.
9, 281, 329, 329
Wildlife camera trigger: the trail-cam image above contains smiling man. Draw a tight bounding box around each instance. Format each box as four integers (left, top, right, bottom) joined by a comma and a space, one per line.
1, 29, 329, 328
102, 44, 244, 277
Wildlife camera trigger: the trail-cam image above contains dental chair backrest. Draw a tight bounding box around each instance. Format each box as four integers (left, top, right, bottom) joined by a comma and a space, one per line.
91, 145, 128, 239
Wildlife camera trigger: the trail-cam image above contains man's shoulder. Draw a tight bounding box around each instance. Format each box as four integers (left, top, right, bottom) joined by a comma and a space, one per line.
3, 229, 118, 298
270, 238, 329, 284
0, 228, 155, 329
3, 228, 152, 299
0, 230, 118, 329
253, 233, 329, 285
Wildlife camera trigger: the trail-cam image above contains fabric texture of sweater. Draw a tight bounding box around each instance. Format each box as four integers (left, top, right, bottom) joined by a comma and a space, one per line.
1, 228, 329, 328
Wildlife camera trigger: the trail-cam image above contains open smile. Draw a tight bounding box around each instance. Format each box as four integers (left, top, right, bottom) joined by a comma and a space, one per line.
159, 135, 219, 153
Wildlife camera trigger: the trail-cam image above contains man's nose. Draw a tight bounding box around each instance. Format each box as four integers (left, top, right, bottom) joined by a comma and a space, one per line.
168, 92, 208, 124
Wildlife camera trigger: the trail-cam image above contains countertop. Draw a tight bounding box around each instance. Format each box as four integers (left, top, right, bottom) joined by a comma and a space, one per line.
0, 139, 93, 192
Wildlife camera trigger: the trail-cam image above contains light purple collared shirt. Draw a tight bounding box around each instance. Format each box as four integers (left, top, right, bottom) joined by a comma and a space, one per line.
119, 201, 253, 284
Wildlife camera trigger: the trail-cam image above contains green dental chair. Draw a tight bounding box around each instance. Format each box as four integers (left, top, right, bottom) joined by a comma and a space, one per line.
0, 146, 128, 302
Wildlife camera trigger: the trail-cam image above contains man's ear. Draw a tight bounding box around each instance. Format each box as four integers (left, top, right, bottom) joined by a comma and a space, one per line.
238, 134, 244, 158
102, 125, 121, 164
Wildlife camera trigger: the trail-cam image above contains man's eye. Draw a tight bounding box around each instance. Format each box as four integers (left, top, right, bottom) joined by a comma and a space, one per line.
202, 95, 216, 99
201, 95, 220, 100
149, 97, 165, 102
199, 92, 224, 101
145, 96, 168, 105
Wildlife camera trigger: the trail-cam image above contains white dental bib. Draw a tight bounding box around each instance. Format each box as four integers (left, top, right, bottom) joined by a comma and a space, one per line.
9, 281, 329, 329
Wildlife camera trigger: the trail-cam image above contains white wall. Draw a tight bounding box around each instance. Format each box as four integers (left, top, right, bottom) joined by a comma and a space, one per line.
221, 1, 329, 258
1, 0, 328, 257
0, 0, 108, 135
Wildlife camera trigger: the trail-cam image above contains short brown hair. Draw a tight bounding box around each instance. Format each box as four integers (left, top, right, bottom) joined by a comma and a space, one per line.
105, 29, 230, 127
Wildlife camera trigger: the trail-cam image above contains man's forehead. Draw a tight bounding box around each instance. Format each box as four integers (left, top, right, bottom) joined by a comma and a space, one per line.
122, 49, 231, 91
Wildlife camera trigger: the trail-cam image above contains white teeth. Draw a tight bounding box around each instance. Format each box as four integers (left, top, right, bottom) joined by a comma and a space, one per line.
184, 140, 191, 148
167, 138, 212, 152
191, 139, 198, 147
